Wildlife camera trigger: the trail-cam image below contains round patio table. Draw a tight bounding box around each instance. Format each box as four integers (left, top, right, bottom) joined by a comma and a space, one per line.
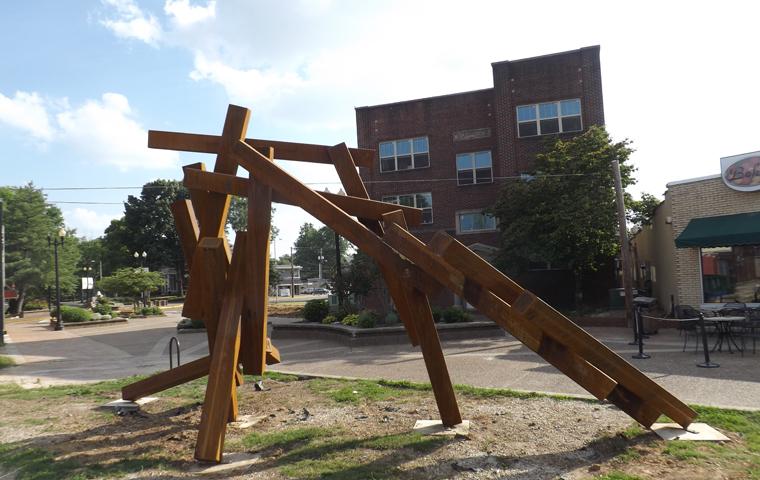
709, 316, 745, 353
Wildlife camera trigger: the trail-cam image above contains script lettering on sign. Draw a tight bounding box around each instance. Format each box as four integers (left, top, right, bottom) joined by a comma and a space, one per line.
721, 151, 760, 192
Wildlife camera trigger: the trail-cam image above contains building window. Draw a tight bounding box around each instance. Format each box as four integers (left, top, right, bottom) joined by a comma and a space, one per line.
516, 99, 582, 137
456, 151, 493, 185
701, 245, 760, 303
382, 192, 433, 224
379, 137, 430, 172
456, 210, 497, 234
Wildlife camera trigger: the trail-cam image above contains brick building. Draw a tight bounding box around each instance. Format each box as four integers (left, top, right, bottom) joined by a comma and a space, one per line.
355, 46, 605, 308
632, 153, 760, 312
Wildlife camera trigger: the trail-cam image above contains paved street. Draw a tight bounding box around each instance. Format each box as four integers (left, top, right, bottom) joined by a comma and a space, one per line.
1, 310, 759, 410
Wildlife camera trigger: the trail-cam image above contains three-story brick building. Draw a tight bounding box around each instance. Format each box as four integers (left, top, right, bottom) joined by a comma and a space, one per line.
355, 46, 606, 308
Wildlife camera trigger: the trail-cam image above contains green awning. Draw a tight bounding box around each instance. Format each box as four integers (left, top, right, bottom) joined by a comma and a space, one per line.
675, 212, 760, 248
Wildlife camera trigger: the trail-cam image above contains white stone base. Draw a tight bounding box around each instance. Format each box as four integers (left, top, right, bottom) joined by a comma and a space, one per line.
413, 419, 470, 437
102, 397, 159, 411
651, 422, 730, 441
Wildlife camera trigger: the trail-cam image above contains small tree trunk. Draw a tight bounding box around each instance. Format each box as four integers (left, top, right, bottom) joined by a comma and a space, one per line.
573, 269, 583, 309
16, 291, 25, 318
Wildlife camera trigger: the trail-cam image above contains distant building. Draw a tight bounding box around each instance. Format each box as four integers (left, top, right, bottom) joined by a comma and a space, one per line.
355, 46, 605, 308
273, 264, 304, 296
632, 151, 760, 311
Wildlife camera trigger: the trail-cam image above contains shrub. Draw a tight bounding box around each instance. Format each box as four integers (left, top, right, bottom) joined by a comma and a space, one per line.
357, 310, 378, 329
341, 314, 359, 326
140, 306, 164, 316
23, 299, 47, 311
177, 318, 205, 330
431, 308, 443, 323
92, 297, 112, 316
303, 299, 329, 323
322, 315, 336, 325
441, 307, 471, 323
384, 311, 399, 325
51, 306, 93, 323
333, 304, 358, 323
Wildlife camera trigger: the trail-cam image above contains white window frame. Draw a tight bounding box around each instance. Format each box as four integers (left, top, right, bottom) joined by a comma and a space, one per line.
456, 150, 493, 186
456, 210, 497, 234
516, 98, 583, 138
379, 136, 430, 173
382, 192, 433, 224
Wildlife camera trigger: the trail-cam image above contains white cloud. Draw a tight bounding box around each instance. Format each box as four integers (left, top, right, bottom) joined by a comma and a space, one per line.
164, 0, 216, 27
56, 93, 178, 171
189, 52, 305, 106
65, 207, 120, 239
0, 91, 55, 141
100, 0, 162, 45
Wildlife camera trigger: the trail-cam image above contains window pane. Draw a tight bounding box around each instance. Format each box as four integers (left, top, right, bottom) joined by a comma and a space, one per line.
517, 105, 536, 121
540, 118, 559, 134
475, 168, 492, 183
380, 157, 396, 172
379, 142, 394, 158
413, 137, 428, 153
396, 139, 411, 155
397, 155, 413, 170
459, 213, 473, 231
518, 122, 538, 137
382, 196, 399, 204
422, 208, 433, 224
485, 214, 496, 230
456, 153, 472, 171
560, 99, 581, 116
474, 151, 492, 168
399, 195, 414, 207
539, 102, 558, 118
458, 170, 473, 185
561, 116, 582, 132
472, 214, 485, 230
414, 153, 429, 168
415, 193, 432, 209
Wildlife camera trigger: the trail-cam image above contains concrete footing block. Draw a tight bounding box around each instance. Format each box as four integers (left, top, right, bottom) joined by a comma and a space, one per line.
413, 419, 470, 437
101, 397, 159, 411
651, 422, 730, 441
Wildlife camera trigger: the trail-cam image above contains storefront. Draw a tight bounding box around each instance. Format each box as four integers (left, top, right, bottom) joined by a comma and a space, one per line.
632, 151, 760, 311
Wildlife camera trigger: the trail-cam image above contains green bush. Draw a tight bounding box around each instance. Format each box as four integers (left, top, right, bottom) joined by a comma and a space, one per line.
357, 310, 378, 329
51, 306, 93, 323
441, 307, 471, 323
431, 308, 443, 323
23, 299, 47, 311
139, 306, 164, 316
341, 314, 360, 326
303, 299, 329, 323
177, 318, 205, 330
333, 304, 358, 323
322, 315, 336, 325
92, 297, 112, 316
384, 311, 399, 325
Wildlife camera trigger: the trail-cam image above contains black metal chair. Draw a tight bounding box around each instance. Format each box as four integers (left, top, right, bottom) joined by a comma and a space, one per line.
675, 305, 701, 352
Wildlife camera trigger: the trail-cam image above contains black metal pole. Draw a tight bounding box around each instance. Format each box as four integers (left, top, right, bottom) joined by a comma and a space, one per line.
632, 305, 650, 359
53, 238, 63, 331
334, 231, 343, 307
697, 312, 719, 368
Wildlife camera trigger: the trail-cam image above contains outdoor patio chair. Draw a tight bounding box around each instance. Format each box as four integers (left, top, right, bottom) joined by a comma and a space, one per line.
739, 309, 760, 355
675, 305, 701, 352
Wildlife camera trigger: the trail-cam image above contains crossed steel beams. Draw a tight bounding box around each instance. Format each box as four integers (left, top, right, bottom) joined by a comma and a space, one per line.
121, 104, 696, 464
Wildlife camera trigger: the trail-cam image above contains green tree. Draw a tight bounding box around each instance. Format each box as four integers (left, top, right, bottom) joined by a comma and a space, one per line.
98, 268, 165, 307
100, 218, 133, 276
292, 223, 349, 279
491, 126, 635, 305
0, 184, 80, 314
330, 250, 379, 304
628, 192, 660, 228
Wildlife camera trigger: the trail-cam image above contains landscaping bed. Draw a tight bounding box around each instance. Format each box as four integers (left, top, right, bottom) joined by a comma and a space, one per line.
0, 375, 757, 479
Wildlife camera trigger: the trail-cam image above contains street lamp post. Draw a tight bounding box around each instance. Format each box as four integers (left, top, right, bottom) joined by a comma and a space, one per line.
134, 251, 147, 270
82, 264, 93, 304
317, 248, 324, 282
48, 227, 65, 331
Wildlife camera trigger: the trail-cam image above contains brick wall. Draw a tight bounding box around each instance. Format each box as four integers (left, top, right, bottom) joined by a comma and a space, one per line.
668, 176, 760, 306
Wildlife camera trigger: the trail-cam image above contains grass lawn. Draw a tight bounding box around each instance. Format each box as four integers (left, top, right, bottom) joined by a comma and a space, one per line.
0, 374, 757, 479
0, 356, 16, 369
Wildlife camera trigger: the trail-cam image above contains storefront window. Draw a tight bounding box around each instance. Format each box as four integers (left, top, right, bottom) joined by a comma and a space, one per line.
701, 245, 760, 302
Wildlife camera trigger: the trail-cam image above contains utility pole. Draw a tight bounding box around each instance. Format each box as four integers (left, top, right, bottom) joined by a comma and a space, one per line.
0, 199, 5, 345
290, 246, 295, 298
612, 159, 634, 326
318, 248, 324, 281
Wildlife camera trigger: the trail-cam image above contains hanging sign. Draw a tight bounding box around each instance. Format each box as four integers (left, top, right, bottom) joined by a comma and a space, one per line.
721, 150, 760, 191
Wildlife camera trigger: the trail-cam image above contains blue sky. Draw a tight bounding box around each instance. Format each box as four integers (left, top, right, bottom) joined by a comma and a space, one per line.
2, 1, 759, 255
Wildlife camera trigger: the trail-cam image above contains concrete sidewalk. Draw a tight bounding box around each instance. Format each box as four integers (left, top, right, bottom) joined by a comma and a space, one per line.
1, 314, 759, 410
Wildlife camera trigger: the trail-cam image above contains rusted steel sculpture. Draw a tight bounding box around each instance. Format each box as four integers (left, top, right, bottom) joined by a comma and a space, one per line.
121, 105, 696, 463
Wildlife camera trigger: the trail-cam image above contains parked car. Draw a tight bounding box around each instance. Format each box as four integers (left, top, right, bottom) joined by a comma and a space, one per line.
312, 288, 329, 295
